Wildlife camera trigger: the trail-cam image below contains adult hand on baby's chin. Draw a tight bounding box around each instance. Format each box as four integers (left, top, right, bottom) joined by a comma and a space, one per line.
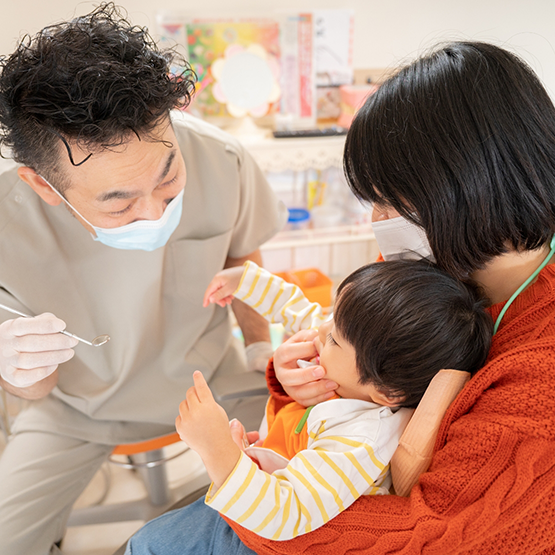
274, 329, 338, 407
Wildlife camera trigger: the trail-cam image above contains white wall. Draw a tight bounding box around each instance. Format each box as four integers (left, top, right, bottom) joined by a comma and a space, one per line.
1, 1, 555, 94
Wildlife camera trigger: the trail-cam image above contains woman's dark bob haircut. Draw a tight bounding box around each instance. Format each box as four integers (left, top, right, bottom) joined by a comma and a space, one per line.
344, 42, 555, 278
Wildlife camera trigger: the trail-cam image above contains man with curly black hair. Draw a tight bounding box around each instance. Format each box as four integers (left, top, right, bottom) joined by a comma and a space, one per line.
0, 4, 286, 553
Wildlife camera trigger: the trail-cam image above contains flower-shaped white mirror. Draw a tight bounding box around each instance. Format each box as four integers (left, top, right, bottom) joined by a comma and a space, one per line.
212, 44, 280, 138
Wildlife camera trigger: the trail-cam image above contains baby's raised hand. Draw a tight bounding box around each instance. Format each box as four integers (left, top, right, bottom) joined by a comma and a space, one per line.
175, 371, 231, 457
203, 266, 245, 308
176, 372, 242, 488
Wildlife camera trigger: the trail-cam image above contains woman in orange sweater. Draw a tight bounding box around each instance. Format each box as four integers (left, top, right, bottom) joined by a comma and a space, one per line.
126, 41, 555, 555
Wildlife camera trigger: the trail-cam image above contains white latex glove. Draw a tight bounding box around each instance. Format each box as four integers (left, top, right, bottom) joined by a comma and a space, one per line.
245, 341, 274, 373
0, 313, 78, 388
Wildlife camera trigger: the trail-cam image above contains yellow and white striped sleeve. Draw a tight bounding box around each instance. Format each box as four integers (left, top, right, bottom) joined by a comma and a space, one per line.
205, 439, 389, 540
233, 261, 325, 333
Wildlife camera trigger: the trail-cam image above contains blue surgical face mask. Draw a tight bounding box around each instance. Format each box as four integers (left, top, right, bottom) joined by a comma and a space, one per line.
44, 179, 184, 251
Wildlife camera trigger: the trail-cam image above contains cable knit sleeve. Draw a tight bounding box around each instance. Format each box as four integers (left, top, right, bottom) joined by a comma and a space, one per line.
230, 338, 555, 554
265, 358, 291, 407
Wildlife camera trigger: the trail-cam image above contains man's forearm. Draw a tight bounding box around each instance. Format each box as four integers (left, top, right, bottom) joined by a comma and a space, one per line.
224, 250, 270, 346
0, 370, 58, 400
230, 298, 271, 346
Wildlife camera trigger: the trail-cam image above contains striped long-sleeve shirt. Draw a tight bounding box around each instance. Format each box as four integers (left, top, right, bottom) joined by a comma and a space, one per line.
205, 262, 412, 540
233, 260, 326, 334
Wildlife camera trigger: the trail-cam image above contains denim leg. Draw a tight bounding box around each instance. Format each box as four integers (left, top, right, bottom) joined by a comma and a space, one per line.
125, 498, 256, 555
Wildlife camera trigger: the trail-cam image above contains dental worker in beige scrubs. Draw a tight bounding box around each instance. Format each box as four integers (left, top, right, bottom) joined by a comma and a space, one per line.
0, 5, 286, 554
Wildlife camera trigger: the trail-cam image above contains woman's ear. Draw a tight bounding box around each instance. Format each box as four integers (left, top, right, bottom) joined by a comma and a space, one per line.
17, 167, 63, 206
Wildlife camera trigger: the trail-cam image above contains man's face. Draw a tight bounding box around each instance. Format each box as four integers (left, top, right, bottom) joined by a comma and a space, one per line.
53, 119, 186, 233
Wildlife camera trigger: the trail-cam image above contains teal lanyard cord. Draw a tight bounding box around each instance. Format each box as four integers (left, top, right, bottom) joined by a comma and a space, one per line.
493, 234, 555, 335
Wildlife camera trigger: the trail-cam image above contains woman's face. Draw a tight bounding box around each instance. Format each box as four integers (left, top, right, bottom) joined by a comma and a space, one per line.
371, 203, 401, 223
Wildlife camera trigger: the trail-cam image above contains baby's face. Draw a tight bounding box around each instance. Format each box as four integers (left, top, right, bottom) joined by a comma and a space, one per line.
314, 318, 389, 404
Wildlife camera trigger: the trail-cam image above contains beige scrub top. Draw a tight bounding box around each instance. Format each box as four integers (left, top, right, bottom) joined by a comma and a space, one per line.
0, 111, 288, 445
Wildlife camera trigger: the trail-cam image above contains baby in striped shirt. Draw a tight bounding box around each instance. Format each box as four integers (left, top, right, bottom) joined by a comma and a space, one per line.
175, 259, 492, 540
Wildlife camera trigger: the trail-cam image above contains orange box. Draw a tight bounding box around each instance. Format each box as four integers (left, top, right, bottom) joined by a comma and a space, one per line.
276, 268, 333, 308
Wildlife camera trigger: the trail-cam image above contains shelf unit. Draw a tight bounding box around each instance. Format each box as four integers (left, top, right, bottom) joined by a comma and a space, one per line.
241, 135, 378, 281
243, 134, 347, 173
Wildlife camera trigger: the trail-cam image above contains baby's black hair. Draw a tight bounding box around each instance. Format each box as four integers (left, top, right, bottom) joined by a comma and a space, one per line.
334, 259, 492, 407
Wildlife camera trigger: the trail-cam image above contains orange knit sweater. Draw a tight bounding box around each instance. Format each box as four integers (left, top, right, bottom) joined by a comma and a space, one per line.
227, 265, 555, 554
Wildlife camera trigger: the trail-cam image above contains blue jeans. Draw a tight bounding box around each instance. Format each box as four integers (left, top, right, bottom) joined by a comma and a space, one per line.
125, 498, 256, 555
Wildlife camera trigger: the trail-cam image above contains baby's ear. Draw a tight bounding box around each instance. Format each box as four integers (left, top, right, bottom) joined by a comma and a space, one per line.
373, 389, 406, 407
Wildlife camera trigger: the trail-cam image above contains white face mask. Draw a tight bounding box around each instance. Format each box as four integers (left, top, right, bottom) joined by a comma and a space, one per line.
44, 178, 184, 251
371, 215, 435, 261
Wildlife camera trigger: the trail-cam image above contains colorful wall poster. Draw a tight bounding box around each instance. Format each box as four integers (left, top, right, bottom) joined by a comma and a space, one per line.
184, 18, 281, 118
313, 9, 354, 87
278, 13, 316, 126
